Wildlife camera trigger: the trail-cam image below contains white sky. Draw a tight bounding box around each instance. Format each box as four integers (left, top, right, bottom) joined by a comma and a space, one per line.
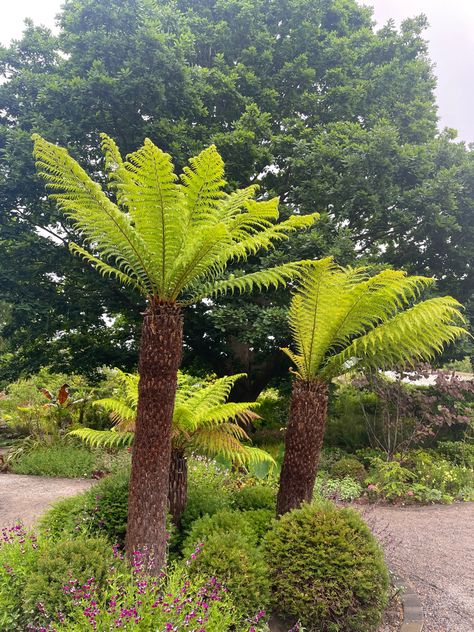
1, 0, 473, 143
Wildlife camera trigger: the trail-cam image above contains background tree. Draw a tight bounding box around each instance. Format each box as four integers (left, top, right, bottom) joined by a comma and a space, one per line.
32, 133, 316, 570
1, 0, 471, 389
276, 258, 468, 515
71, 370, 274, 525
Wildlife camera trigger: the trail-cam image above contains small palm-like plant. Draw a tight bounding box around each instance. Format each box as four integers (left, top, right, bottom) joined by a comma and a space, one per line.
32, 134, 317, 569
276, 258, 468, 515
71, 370, 274, 524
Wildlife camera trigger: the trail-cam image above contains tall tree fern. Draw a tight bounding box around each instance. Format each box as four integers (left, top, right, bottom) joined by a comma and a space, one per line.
276, 258, 468, 515
32, 134, 317, 570
71, 370, 274, 524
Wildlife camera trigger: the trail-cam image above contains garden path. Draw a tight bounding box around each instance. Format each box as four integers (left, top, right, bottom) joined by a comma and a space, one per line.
0, 473, 95, 528
367, 502, 474, 632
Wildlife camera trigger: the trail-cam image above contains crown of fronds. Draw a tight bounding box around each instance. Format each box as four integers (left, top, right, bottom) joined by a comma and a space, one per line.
282, 258, 468, 382
70, 371, 274, 466
32, 134, 318, 304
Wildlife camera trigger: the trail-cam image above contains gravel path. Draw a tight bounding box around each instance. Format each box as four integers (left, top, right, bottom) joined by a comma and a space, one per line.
366, 503, 474, 632
0, 473, 95, 527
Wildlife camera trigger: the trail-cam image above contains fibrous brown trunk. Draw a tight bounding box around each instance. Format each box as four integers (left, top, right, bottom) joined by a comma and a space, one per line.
125, 301, 183, 574
276, 379, 329, 516
168, 448, 188, 527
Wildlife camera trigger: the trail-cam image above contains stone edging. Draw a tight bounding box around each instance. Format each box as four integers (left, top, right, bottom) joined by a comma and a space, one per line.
393, 573, 424, 632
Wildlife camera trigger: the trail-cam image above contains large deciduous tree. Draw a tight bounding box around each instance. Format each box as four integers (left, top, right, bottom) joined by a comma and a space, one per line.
2, 0, 472, 387
32, 133, 316, 571
276, 258, 467, 515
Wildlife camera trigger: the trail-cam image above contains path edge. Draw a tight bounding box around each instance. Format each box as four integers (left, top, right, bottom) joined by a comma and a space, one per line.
392, 573, 424, 632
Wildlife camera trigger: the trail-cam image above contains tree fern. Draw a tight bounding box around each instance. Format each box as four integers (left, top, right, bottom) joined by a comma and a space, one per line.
32, 134, 318, 303
71, 371, 274, 467
282, 258, 468, 381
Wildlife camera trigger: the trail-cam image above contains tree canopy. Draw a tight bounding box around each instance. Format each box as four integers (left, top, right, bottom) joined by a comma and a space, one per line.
1, 0, 472, 389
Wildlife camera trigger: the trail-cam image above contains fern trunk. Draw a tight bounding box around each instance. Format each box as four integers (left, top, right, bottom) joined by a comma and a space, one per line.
168, 448, 188, 527
276, 379, 329, 516
125, 301, 183, 574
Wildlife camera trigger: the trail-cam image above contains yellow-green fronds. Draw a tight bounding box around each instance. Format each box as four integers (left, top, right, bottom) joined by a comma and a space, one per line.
283, 259, 468, 381
69, 427, 134, 448
74, 370, 273, 467
32, 134, 318, 304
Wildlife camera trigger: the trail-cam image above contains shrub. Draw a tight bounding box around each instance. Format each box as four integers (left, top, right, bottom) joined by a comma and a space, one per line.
180, 459, 234, 533
23, 536, 115, 627
10, 445, 99, 478
187, 531, 270, 617
436, 441, 474, 468
242, 509, 275, 543
315, 475, 363, 502
366, 458, 413, 501
86, 468, 130, 543
38, 494, 91, 540
318, 447, 349, 471
0, 525, 41, 631
233, 484, 276, 511
264, 502, 389, 631
330, 456, 367, 482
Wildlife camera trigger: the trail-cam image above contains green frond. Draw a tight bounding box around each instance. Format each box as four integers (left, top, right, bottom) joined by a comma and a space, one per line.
283, 262, 468, 382
69, 243, 146, 293
187, 259, 317, 304
93, 396, 136, 431
322, 296, 468, 379
180, 144, 226, 223
32, 134, 157, 295
69, 427, 134, 448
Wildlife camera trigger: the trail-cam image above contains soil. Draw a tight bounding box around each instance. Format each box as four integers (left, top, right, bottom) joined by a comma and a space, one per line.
364, 502, 474, 632
0, 472, 95, 527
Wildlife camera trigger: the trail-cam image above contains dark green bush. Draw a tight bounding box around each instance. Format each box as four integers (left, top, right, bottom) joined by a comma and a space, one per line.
436, 441, 474, 468
330, 456, 367, 483
87, 468, 130, 543
232, 484, 276, 511
264, 502, 389, 631
188, 530, 270, 617
22, 537, 116, 627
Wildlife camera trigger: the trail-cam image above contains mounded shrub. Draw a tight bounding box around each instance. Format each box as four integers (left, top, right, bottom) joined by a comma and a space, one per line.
232, 484, 276, 511
22, 536, 117, 627
10, 445, 99, 478
38, 493, 90, 540
187, 530, 270, 617
87, 468, 130, 543
264, 502, 389, 631
330, 456, 367, 483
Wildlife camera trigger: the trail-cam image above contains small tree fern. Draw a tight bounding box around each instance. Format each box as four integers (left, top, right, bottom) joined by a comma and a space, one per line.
276, 258, 468, 515
72, 370, 273, 524
32, 134, 317, 568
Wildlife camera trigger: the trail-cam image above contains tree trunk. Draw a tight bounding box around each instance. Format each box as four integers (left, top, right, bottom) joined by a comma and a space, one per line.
168, 448, 188, 528
276, 379, 329, 516
125, 300, 183, 574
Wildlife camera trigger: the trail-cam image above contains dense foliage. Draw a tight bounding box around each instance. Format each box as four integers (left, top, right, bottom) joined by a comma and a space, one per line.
264, 502, 389, 631
1, 0, 472, 389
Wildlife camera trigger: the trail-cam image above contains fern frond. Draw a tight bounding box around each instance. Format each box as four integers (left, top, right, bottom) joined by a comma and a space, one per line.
32, 135, 157, 295
322, 296, 467, 379
180, 145, 226, 224
69, 427, 134, 448
187, 260, 317, 304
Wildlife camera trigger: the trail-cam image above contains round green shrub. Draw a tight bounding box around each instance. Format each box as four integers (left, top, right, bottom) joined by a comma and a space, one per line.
187, 530, 270, 617
23, 536, 117, 627
330, 456, 367, 483
264, 502, 389, 631
242, 509, 275, 543
233, 484, 276, 511
183, 510, 257, 555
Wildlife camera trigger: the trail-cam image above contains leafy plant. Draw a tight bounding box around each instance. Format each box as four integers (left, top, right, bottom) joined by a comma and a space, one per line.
10, 444, 100, 478
277, 258, 467, 514
232, 484, 276, 511
330, 457, 366, 483
32, 132, 317, 570
315, 475, 363, 502
264, 501, 389, 631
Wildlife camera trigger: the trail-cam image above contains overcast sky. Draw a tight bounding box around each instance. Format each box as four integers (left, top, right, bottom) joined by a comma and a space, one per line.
1, 0, 473, 143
